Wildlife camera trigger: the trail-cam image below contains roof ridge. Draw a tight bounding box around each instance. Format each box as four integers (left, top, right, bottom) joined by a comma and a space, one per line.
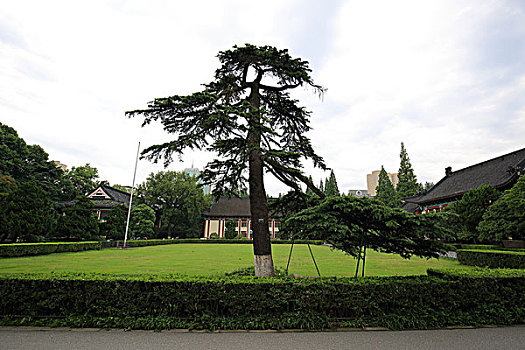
449, 147, 525, 175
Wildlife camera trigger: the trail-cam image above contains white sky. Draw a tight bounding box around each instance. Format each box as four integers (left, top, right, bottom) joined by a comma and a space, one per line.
1, 0, 524, 195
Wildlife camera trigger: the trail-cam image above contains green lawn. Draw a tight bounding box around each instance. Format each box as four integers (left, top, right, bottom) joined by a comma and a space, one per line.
0, 244, 467, 277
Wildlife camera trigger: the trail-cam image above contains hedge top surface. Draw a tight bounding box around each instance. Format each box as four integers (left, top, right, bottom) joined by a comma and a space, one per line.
457, 249, 525, 255
0, 241, 101, 247
0, 271, 436, 285
427, 267, 525, 279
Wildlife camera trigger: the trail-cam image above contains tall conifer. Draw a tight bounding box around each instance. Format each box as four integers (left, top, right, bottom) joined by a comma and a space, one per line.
376, 166, 401, 208
396, 142, 421, 198
324, 170, 340, 196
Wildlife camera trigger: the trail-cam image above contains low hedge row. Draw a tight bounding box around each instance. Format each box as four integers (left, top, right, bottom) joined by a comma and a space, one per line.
0, 272, 523, 330
453, 244, 525, 252
457, 249, 525, 269
119, 239, 324, 247
0, 242, 101, 258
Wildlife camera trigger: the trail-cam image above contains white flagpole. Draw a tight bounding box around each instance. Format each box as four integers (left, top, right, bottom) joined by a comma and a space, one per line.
123, 142, 140, 248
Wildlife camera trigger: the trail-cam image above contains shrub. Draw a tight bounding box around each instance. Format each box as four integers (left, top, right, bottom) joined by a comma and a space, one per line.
457, 249, 525, 269
116, 238, 325, 247
478, 175, 525, 241
0, 272, 523, 330
0, 242, 101, 258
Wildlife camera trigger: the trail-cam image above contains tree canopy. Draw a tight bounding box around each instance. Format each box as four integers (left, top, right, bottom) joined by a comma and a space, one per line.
324, 170, 340, 196
135, 171, 210, 238
127, 44, 326, 276
66, 163, 100, 196
0, 122, 74, 200
396, 142, 421, 198
286, 196, 453, 277
375, 166, 401, 208
447, 184, 501, 242
478, 175, 525, 241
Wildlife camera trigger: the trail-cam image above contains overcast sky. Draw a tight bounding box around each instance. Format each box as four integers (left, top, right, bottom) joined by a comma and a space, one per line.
2, 0, 524, 195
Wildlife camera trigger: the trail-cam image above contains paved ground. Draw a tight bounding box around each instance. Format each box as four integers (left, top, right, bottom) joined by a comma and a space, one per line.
0, 326, 524, 350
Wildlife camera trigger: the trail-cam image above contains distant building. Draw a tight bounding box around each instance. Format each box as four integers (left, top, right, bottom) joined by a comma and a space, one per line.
367, 170, 398, 196
404, 148, 525, 214
184, 167, 211, 195
86, 183, 131, 220
347, 189, 371, 198
202, 197, 280, 239
53, 161, 67, 171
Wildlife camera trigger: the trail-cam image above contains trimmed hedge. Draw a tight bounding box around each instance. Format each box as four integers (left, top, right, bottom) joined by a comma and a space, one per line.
427, 267, 525, 279
457, 249, 525, 269
453, 244, 525, 252
118, 239, 324, 247
0, 272, 523, 330
0, 242, 101, 258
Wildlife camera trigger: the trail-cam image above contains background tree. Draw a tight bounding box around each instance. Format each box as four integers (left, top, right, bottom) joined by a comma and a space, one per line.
324, 169, 340, 196
55, 196, 99, 240
66, 163, 100, 195
130, 204, 155, 238
135, 171, 210, 238
0, 174, 17, 198
375, 166, 401, 208
478, 175, 525, 242
396, 142, 421, 198
0, 123, 74, 201
99, 204, 127, 240
0, 182, 56, 242
286, 196, 453, 277
447, 185, 501, 242
127, 44, 326, 276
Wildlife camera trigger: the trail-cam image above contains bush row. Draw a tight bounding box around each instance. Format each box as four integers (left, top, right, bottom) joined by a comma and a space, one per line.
0, 242, 101, 258
453, 244, 525, 252
117, 239, 325, 247
0, 272, 523, 330
457, 249, 525, 269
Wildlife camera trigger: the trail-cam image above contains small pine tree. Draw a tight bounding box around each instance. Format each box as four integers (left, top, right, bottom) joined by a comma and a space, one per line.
319, 179, 324, 193
324, 170, 340, 197
375, 166, 401, 208
396, 142, 421, 198
305, 176, 314, 195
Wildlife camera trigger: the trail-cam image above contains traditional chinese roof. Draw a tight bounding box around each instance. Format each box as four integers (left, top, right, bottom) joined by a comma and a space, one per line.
87, 183, 130, 208
407, 147, 525, 205
202, 197, 251, 217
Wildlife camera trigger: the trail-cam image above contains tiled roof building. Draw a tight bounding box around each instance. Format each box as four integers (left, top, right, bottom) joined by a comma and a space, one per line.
404, 147, 525, 213
86, 183, 131, 220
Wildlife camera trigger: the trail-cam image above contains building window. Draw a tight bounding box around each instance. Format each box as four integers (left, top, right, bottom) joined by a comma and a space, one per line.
241, 221, 247, 228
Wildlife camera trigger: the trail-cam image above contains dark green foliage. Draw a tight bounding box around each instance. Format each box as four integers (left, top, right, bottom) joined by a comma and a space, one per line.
457, 249, 525, 269
0, 123, 75, 201
478, 175, 525, 241
55, 197, 99, 240
224, 220, 238, 239
135, 171, 210, 238
0, 182, 56, 243
99, 204, 127, 240
324, 170, 340, 197
375, 166, 401, 208
0, 174, 17, 198
0, 272, 523, 330
0, 242, 101, 258
126, 44, 326, 197
65, 163, 100, 196
287, 196, 453, 276
447, 185, 501, 242
396, 142, 421, 198
130, 204, 155, 238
